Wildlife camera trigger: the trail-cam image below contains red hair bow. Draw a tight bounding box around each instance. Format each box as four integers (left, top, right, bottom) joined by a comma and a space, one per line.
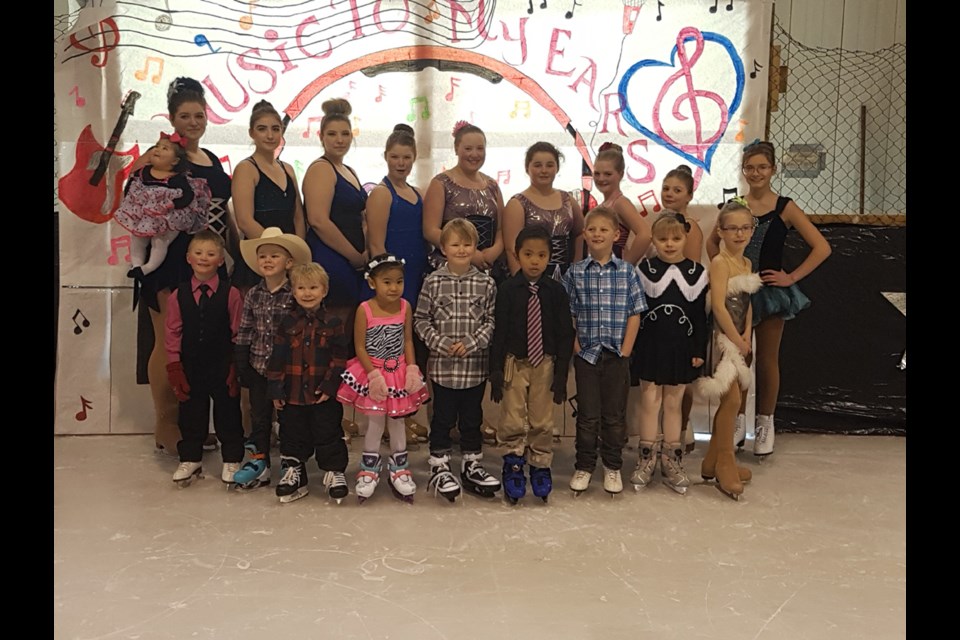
160, 131, 188, 148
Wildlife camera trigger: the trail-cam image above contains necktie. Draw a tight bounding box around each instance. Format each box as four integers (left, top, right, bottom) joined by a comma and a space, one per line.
198, 283, 211, 313
527, 283, 543, 367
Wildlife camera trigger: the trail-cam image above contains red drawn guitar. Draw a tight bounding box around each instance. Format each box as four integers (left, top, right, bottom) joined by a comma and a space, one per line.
58, 91, 142, 224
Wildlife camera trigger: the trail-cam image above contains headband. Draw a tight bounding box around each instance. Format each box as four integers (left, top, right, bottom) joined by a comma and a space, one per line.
365, 255, 406, 278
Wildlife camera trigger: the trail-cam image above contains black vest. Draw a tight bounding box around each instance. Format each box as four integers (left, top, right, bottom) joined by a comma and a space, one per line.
178, 279, 232, 385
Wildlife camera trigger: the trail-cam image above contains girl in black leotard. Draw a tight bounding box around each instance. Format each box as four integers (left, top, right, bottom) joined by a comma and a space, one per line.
231, 100, 306, 290
706, 142, 832, 459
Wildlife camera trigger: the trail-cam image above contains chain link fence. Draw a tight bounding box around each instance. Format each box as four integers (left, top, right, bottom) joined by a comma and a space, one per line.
767, 15, 906, 225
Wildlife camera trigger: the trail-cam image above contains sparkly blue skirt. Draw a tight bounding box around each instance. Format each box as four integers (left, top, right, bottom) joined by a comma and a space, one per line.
751, 283, 811, 326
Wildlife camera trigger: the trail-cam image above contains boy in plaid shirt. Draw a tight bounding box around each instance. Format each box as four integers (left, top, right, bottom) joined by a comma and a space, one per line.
232, 228, 311, 491
415, 219, 501, 501
562, 207, 648, 496
267, 263, 350, 504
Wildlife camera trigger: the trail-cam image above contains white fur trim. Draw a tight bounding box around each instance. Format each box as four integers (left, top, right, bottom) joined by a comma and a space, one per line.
704, 272, 762, 315
693, 333, 752, 400
639, 263, 708, 301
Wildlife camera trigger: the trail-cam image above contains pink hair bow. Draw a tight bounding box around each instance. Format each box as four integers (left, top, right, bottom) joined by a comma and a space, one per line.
160, 131, 188, 148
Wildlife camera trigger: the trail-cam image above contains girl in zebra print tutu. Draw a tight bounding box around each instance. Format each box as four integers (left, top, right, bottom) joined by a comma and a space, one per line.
338, 254, 430, 502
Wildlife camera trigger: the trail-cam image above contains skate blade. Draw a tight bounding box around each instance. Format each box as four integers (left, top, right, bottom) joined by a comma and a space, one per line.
715, 485, 742, 501
173, 471, 204, 487
235, 479, 271, 492
464, 486, 499, 498
279, 488, 309, 503
661, 481, 689, 495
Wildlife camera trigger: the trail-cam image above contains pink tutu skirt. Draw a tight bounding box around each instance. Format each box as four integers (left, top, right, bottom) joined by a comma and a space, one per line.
337, 355, 429, 417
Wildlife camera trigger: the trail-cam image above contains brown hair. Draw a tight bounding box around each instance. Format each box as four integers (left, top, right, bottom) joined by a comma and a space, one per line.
595, 142, 625, 174
584, 206, 620, 228
440, 218, 480, 246
663, 164, 694, 194
320, 98, 352, 133
167, 77, 206, 118
742, 140, 776, 167
524, 141, 563, 168
249, 99, 283, 130
385, 123, 416, 155
289, 262, 330, 289
453, 121, 485, 151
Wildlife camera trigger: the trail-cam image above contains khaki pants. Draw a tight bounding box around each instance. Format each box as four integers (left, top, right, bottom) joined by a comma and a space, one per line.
498, 355, 555, 467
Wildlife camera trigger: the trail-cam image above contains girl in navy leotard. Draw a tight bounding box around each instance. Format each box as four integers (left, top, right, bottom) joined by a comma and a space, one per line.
366, 124, 428, 309
301, 98, 369, 316
231, 100, 306, 290
706, 141, 832, 458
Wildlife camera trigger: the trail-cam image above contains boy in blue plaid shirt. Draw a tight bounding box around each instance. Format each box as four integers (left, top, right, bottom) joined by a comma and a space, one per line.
562, 207, 648, 495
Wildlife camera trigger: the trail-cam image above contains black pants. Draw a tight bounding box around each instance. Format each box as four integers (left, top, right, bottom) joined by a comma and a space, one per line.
177, 378, 244, 463
247, 370, 274, 465
278, 400, 347, 472
429, 382, 485, 455
573, 351, 629, 471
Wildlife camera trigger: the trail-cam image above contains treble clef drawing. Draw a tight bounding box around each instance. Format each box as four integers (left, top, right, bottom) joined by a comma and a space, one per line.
66, 17, 121, 68
653, 27, 729, 165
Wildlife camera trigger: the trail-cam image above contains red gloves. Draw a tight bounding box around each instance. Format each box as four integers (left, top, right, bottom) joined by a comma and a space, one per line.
166, 362, 191, 402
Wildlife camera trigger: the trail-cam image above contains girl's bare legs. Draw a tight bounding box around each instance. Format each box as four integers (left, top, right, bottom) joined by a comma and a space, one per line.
630, 381, 662, 488
659, 384, 691, 494
149, 290, 180, 453
679, 388, 695, 453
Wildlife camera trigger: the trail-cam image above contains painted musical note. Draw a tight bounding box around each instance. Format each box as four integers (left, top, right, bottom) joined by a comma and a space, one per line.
623, 3, 642, 34
155, 0, 172, 31
445, 77, 460, 102
509, 100, 531, 119
302, 116, 323, 139
565, 0, 582, 19
424, 0, 441, 23
219, 155, 233, 178
636, 190, 662, 217
527, 0, 547, 14
71, 309, 90, 335
406, 97, 431, 122
710, 0, 733, 13
75, 396, 94, 421
240, 1, 257, 30
353, 116, 361, 138
651, 27, 730, 168
717, 187, 738, 209
374, 85, 386, 103
294, 160, 306, 181
66, 17, 120, 68
134, 57, 165, 84
734, 119, 747, 143
193, 34, 221, 54
749, 59, 763, 79
68, 86, 86, 107
656, 1, 665, 21
107, 235, 132, 265
497, 170, 511, 185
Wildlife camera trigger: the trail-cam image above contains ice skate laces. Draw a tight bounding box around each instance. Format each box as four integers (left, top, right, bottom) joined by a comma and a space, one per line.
279, 464, 302, 487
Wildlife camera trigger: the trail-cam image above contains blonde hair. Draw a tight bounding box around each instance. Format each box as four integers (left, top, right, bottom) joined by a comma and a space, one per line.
188, 229, 224, 252
440, 218, 479, 246
651, 210, 689, 237
717, 200, 754, 227
584, 206, 620, 229
289, 262, 330, 289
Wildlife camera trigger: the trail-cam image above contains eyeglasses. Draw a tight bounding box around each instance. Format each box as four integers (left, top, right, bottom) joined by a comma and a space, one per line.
720, 225, 754, 234
742, 164, 772, 174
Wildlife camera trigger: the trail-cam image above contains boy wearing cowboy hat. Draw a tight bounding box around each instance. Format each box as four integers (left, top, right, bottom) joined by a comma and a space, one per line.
231, 227, 312, 490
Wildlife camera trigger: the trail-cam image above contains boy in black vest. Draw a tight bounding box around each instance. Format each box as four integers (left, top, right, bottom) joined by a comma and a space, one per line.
165, 230, 245, 486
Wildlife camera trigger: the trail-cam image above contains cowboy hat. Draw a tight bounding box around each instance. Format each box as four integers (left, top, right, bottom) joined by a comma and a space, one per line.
240, 227, 312, 275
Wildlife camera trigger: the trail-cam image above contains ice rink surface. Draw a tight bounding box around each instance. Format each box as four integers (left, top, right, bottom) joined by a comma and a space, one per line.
54, 433, 905, 640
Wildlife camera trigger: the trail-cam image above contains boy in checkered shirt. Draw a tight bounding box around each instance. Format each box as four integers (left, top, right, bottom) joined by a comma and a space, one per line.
415, 219, 501, 501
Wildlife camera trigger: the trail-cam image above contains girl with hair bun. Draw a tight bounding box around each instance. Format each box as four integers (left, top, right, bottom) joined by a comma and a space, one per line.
706, 141, 831, 459
366, 123, 428, 308
132, 76, 237, 455
231, 100, 307, 290
422, 121, 505, 278
301, 97, 369, 320
592, 142, 652, 264
502, 141, 584, 279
